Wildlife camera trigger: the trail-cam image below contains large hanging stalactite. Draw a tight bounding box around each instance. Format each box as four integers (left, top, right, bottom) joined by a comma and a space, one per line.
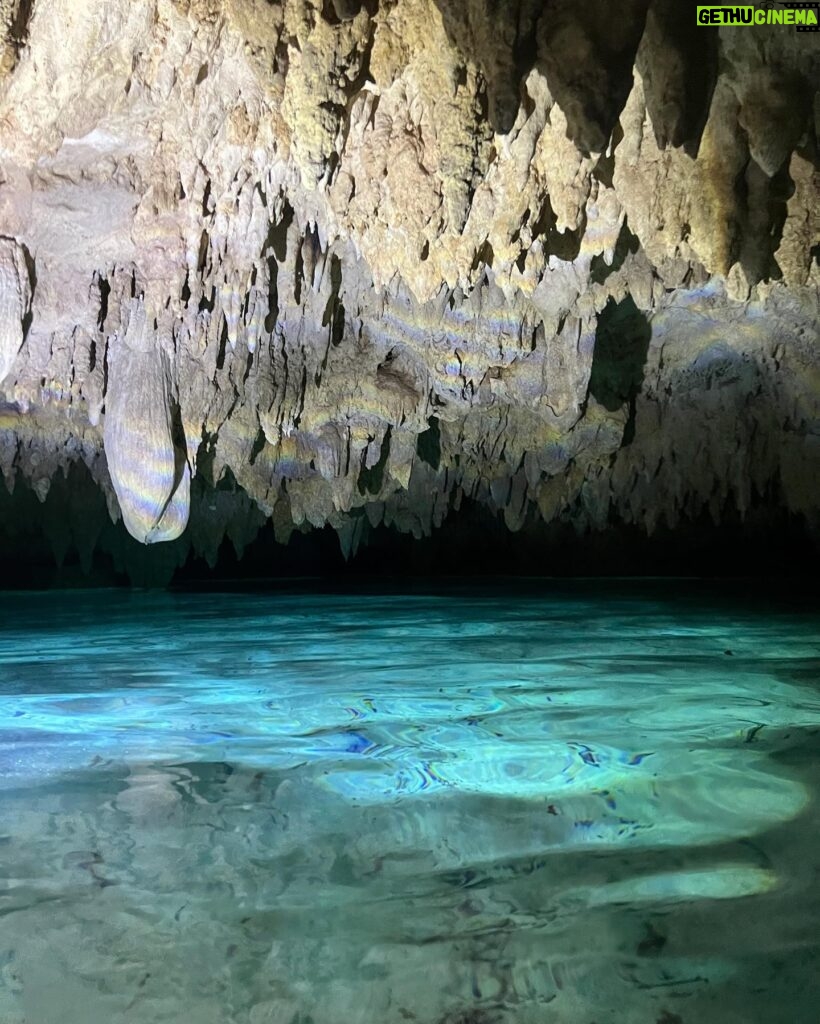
103, 299, 191, 544
0, 236, 31, 384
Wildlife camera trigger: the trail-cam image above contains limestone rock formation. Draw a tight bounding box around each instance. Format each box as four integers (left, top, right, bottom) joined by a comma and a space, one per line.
104, 299, 191, 543
0, 235, 30, 384
0, 0, 817, 572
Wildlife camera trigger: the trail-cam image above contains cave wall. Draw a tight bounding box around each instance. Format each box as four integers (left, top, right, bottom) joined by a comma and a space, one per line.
0, 0, 817, 573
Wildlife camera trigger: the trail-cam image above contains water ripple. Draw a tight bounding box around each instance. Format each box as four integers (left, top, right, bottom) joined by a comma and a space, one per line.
0, 583, 818, 1024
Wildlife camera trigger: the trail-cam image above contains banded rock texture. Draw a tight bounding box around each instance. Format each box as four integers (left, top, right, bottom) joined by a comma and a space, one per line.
0, 0, 817, 567
0, 235, 30, 384
103, 299, 191, 543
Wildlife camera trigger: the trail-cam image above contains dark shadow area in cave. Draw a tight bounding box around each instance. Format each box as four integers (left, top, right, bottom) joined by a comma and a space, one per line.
427, 0, 732, 158
320, 0, 378, 25
636, 0, 719, 155
589, 221, 640, 286
432, 0, 650, 153
738, 153, 805, 287
588, 295, 651, 446
9, 0, 35, 55
0, 461, 816, 589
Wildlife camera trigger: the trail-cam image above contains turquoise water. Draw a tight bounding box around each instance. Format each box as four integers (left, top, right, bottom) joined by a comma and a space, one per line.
0, 583, 818, 1024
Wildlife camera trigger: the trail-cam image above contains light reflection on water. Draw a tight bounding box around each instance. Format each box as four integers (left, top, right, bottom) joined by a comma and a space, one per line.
0, 583, 818, 1024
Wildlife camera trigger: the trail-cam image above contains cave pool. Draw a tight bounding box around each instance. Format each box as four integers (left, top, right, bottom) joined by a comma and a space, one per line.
0, 582, 818, 1023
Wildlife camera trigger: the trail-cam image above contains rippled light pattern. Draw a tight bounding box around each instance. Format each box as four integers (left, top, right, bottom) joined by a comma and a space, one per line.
0, 584, 819, 1024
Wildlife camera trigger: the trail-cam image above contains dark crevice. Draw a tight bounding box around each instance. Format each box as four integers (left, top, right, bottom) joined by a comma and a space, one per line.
168, 402, 189, 496
416, 416, 441, 471
471, 240, 494, 273
268, 202, 293, 264
242, 347, 254, 385
321, 0, 378, 26
321, 254, 345, 348
215, 321, 228, 372
294, 239, 305, 306
197, 230, 210, 274
9, 0, 34, 52
214, 467, 238, 493
434, 0, 649, 150
537, 0, 651, 153
198, 286, 215, 315
588, 295, 651, 427
531, 195, 585, 262
433, 0, 543, 135
248, 426, 267, 467
358, 426, 392, 496
201, 179, 212, 220
637, 0, 719, 155
589, 220, 641, 285
735, 148, 799, 287
264, 257, 279, 334
593, 148, 616, 188
262, 219, 282, 334
19, 243, 36, 341
96, 276, 110, 331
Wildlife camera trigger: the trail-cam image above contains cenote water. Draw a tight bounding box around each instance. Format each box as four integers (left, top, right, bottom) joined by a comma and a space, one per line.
0, 582, 818, 1024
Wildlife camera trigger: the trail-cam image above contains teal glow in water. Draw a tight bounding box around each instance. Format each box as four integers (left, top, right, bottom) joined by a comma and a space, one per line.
0, 584, 818, 1023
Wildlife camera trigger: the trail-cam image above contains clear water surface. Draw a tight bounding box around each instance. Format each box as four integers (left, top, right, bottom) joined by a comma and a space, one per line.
0, 582, 818, 1024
